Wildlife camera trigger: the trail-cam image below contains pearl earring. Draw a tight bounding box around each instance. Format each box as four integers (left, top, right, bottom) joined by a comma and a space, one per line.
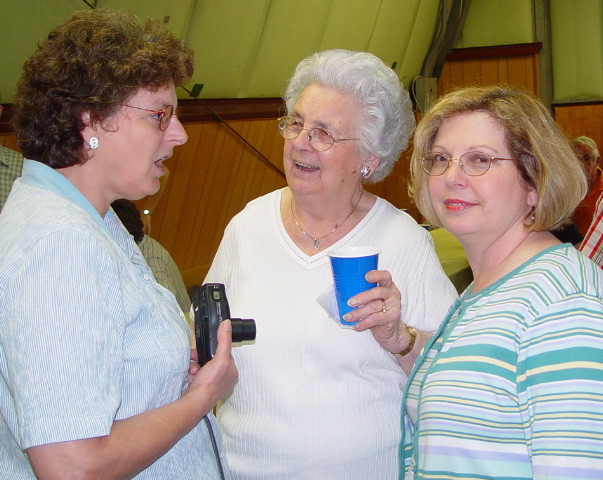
89, 137, 99, 149
360, 165, 371, 178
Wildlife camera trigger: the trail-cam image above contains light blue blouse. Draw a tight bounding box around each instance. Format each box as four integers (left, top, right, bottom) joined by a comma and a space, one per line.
0, 160, 228, 479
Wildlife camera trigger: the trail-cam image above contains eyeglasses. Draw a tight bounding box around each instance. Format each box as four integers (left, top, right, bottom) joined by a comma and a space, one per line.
420, 151, 514, 176
120, 104, 179, 131
277, 116, 358, 152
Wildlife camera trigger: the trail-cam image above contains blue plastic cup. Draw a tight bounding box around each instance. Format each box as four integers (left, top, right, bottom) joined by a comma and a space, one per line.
328, 246, 380, 325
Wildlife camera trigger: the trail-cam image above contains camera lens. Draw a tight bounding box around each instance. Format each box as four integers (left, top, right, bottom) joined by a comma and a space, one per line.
230, 318, 256, 343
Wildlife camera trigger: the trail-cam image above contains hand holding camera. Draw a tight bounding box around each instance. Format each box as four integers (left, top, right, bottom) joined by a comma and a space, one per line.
192, 283, 256, 367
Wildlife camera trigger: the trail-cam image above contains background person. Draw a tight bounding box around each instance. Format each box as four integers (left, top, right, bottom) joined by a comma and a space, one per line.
0, 9, 236, 479
403, 85, 603, 479
111, 198, 191, 313
572, 135, 603, 234
580, 190, 603, 266
0, 105, 24, 213
204, 49, 458, 480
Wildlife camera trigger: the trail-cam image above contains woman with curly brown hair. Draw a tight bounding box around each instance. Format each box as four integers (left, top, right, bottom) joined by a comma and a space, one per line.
0, 9, 236, 480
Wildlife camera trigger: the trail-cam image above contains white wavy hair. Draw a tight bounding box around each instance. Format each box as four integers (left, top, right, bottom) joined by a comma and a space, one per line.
283, 49, 415, 183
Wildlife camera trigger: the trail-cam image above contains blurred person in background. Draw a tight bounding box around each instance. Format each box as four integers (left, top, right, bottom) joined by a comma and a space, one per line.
0, 105, 24, 213
580, 190, 603, 266
572, 135, 603, 234
111, 198, 191, 313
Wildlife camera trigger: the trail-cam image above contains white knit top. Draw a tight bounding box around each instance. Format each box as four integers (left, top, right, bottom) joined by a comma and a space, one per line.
205, 189, 458, 480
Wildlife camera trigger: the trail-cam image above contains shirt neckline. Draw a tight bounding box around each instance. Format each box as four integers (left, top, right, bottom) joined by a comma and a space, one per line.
273, 188, 382, 266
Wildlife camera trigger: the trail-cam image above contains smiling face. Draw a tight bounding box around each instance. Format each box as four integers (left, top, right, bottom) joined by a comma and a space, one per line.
77, 83, 187, 213
427, 111, 537, 247
283, 83, 377, 201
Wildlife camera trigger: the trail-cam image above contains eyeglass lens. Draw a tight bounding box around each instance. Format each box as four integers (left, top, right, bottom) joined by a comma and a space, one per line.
421, 152, 494, 176
159, 105, 175, 131
278, 117, 335, 151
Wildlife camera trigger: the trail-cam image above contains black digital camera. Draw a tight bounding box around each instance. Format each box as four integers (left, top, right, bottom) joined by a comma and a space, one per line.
192, 283, 256, 366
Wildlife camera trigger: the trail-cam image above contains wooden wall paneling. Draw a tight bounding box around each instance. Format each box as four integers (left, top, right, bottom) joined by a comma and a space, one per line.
178, 123, 220, 269
161, 123, 213, 265
156, 124, 204, 252
1, 134, 19, 150
183, 122, 228, 275
161, 127, 206, 263
223, 121, 257, 233
554, 103, 603, 151
507, 56, 534, 93
438, 44, 541, 97
479, 58, 501, 85
497, 57, 509, 85
461, 58, 482, 86
439, 60, 465, 93
193, 124, 239, 270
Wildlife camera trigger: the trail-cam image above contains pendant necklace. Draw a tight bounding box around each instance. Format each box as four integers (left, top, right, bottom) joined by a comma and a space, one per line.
291, 190, 364, 250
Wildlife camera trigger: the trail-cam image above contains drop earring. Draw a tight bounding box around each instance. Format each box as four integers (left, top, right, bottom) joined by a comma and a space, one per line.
360, 165, 371, 178
89, 137, 99, 149
527, 205, 536, 225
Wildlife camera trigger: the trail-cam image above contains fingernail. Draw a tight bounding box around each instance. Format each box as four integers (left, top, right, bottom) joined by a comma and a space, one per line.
343, 313, 352, 321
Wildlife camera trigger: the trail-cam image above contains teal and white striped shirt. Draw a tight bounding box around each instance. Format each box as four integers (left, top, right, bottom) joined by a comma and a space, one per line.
401, 244, 603, 480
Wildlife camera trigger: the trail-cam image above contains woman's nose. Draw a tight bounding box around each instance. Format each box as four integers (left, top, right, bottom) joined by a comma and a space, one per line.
444, 158, 466, 185
167, 115, 188, 145
292, 128, 313, 149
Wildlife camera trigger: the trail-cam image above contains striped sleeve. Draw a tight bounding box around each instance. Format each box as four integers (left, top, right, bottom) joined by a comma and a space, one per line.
580, 192, 603, 267
517, 292, 603, 478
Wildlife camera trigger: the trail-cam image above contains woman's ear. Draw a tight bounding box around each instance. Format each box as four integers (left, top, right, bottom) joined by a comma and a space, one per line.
367, 152, 381, 172
527, 186, 538, 210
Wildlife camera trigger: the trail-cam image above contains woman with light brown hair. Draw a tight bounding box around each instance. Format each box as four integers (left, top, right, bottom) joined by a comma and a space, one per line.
401, 85, 603, 479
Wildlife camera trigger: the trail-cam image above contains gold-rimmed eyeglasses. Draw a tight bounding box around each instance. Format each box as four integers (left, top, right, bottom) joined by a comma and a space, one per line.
277, 116, 358, 152
420, 151, 514, 176
120, 104, 179, 131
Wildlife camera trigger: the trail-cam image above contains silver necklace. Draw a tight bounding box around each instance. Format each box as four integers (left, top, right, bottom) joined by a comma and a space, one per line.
290, 190, 364, 250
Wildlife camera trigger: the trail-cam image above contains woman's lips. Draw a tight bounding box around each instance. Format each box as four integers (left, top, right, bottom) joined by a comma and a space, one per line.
444, 199, 476, 211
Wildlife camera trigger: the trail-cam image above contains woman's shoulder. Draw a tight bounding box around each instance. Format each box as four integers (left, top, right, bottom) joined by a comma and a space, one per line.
369, 196, 431, 237
222, 189, 281, 235
539, 244, 603, 295
496, 244, 603, 302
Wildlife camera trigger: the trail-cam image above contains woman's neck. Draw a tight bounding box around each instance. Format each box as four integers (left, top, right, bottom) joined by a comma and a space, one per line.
465, 229, 559, 292
282, 186, 373, 254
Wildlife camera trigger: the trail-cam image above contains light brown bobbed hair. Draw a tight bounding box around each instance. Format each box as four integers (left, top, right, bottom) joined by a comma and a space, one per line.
409, 85, 587, 231
13, 8, 194, 168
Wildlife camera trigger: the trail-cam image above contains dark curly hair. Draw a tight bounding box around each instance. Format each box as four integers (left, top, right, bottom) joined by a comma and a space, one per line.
13, 8, 194, 168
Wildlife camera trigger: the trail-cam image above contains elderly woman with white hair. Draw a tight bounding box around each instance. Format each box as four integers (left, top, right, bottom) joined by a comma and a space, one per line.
203, 49, 457, 480
572, 135, 603, 234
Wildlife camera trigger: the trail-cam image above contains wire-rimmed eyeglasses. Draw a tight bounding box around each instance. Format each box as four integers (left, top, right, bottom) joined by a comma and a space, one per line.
277, 116, 358, 152
120, 104, 179, 131
420, 151, 514, 176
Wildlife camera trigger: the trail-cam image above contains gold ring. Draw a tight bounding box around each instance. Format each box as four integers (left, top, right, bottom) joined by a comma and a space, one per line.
382, 301, 387, 313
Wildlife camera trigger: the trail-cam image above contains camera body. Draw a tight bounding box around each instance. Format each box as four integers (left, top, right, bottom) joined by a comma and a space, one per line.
192, 283, 256, 366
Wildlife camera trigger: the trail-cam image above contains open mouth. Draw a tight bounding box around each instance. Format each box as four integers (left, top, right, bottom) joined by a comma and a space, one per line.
294, 160, 319, 172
